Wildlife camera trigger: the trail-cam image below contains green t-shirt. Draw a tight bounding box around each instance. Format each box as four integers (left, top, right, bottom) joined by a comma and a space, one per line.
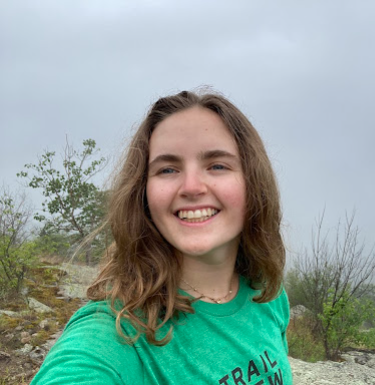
31, 277, 292, 384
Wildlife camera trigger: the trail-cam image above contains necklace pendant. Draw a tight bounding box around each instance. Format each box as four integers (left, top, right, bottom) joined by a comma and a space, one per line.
216, 300, 222, 304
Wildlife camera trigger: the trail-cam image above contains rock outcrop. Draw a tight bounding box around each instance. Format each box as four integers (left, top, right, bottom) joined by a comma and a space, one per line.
289, 351, 375, 384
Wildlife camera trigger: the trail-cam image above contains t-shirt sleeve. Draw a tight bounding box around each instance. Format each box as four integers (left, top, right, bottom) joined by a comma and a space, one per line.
30, 302, 143, 385
271, 288, 290, 354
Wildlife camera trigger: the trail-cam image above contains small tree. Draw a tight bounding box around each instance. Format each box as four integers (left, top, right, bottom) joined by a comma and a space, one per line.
286, 212, 375, 359
319, 289, 375, 360
0, 188, 36, 294
35, 224, 71, 260
18, 138, 107, 265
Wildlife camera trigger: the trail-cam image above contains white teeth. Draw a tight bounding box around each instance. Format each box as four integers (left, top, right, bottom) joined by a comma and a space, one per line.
177, 208, 218, 222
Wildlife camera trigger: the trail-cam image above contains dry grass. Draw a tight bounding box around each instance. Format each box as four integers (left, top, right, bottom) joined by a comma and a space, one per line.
288, 315, 325, 362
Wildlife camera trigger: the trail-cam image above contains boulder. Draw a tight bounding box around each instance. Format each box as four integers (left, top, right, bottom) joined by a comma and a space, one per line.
27, 297, 53, 313
39, 319, 50, 330
20, 331, 31, 344
16, 343, 33, 355
290, 305, 310, 320
29, 346, 46, 363
0, 309, 20, 318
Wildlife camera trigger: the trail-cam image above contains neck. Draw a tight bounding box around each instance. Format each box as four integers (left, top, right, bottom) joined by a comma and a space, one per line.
180, 255, 239, 303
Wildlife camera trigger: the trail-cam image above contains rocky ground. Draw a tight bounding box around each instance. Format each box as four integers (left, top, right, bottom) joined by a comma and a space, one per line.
0, 262, 98, 384
1, 265, 374, 384
289, 351, 375, 384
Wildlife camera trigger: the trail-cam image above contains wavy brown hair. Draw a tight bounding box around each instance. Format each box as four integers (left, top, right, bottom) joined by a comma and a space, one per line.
87, 90, 285, 345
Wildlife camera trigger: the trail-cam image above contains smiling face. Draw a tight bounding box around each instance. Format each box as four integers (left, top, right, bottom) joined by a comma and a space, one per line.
146, 107, 246, 264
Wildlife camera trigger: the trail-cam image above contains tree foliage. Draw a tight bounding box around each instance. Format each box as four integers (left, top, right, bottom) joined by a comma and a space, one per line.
18, 138, 107, 265
0, 188, 36, 295
320, 289, 375, 360
286, 212, 375, 360
35, 226, 71, 259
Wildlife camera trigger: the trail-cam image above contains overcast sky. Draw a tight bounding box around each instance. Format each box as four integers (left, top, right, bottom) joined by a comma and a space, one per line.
1, 0, 374, 262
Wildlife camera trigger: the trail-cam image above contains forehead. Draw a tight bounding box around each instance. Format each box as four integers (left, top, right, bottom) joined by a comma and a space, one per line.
149, 107, 238, 157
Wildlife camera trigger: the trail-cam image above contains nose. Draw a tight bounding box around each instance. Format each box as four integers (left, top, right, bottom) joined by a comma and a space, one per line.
179, 169, 207, 198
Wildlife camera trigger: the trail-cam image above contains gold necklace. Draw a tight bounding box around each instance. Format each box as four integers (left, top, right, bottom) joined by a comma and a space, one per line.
181, 277, 234, 304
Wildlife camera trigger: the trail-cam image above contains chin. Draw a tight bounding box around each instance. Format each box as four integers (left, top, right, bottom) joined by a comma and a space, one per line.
174, 244, 213, 258
180, 248, 211, 257
178, 244, 229, 260
169, 235, 241, 261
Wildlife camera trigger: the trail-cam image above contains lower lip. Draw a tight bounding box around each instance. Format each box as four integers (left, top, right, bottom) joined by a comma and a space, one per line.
175, 213, 219, 227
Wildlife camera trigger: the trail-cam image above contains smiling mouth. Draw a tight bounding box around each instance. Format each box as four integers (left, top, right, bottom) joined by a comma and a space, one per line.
176, 208, 219, 223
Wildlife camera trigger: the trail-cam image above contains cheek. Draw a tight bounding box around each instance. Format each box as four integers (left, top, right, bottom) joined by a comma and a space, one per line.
146, 182, 171, 219
146, 183, 158, 219
222, 180, 246, 210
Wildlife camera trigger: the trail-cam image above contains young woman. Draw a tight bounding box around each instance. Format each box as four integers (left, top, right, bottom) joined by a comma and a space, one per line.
31, 91, 292, 384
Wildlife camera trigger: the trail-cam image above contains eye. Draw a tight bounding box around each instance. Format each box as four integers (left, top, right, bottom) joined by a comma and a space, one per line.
210, 164, 227, 171
159, 167, 177, 174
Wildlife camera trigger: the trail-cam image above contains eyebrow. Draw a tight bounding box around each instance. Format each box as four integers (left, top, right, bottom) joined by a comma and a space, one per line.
148, 150, 238, 168
200, 149, 238, 161
149, 154, 182, 168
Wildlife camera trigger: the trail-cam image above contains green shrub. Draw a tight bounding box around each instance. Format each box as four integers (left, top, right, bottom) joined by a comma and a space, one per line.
320, 289, 375, 360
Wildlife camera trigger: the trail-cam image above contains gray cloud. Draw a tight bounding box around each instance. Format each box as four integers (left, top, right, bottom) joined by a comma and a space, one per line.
1, 0, 374, 256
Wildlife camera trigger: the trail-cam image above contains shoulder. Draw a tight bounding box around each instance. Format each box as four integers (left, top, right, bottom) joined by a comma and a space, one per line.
31, 301, 143, 385
243, 277, 289, 328
262, 287, 290, 331
64, 300, 117, 330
